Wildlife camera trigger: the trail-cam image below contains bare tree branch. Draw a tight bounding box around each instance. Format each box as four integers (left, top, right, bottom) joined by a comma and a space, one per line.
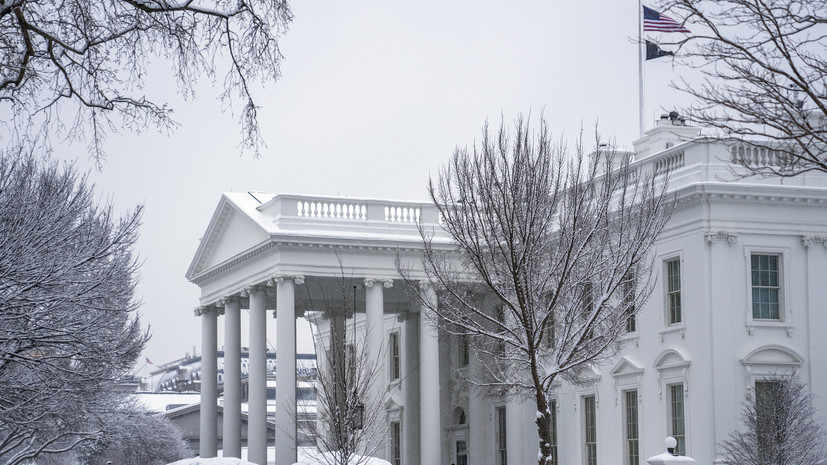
399, 115, 672, 465
721, 374, 826, 465
660, 0, 827, 177
0, 0, 293, 162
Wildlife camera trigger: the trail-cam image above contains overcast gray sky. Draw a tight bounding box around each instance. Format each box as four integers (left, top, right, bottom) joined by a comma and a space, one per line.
3, 0, 697, 367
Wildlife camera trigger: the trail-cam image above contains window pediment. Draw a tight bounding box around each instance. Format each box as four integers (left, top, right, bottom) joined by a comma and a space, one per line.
741, 345, 803, 366
654, 348, 690, 370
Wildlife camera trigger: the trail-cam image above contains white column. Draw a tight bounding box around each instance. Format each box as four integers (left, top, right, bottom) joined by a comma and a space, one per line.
365, 279, 390, 459
276, 276, 301, 465
468, 349, 485, 465
506, 399, 525, 465
402, 312, 420, 465
198, 306, 219, 458
419, 284, 442, 464
223, 298, 242, 458
248, 288, 268, 465
364, 279, 387, 381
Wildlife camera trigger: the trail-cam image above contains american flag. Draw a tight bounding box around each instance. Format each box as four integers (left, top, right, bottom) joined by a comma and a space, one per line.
643, 5, 690, 33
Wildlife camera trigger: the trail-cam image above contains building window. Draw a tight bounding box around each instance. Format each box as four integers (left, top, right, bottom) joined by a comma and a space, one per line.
666, 258, 682, 325
583, 395, 597, 465
453, 407, 467, 425
623, 271, 636, 333
390, 421, 401, 465
580, 282, 594, 340
495, 306, 507, 358
624, 390, 639, 465
669, 384, 686, 456
550, 399, 558, 465
459, 334, 470, 367
389, 332, 400, 381
751, 254, 780, 320
496, 406, 508, 465
456, 440, 468, 465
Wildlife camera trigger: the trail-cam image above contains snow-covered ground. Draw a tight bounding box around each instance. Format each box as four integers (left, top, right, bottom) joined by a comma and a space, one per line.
168, 459, 255, 465
292, 451, 391, 465
167, 450, 391, 465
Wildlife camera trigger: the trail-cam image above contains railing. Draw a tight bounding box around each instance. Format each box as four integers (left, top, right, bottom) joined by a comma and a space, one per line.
654, 150, 685, 177
730, 143, 788, 166
295, 200, 422, 223
261, 194, 437, 227
297, 201, 367, 220
385, 205, 420, 223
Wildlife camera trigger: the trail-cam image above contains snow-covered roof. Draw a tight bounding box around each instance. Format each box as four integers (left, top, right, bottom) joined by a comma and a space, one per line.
135, 392, 201, 413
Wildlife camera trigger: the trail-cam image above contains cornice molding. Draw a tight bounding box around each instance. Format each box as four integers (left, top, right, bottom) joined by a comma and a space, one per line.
674, 185, 827, 209
193, 202, 234, 275
190, 236, 449, 286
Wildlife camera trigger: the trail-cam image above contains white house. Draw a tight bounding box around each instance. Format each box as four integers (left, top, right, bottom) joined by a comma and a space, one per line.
186, 117, 827, 465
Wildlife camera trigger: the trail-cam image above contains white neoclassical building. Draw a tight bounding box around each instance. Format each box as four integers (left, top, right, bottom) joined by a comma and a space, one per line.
187, 118, 827, 465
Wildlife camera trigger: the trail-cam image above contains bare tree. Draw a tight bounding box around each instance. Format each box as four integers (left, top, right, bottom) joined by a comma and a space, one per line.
0, 0, 293, 161
721, 375, 825, 465
300, 279, 390, 465
401, 115, 672, 465
660, 0, 827, 177
0, 148, 148, 465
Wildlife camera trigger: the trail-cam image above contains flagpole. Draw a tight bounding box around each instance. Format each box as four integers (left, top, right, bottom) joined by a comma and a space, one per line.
638, 0, 645, 137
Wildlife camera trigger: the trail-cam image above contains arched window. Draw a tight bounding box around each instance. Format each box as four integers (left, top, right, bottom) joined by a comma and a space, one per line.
453, 407, 466, 425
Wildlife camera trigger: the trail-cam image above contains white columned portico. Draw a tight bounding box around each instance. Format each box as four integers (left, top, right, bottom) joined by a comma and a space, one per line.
198, 306, 219, 458
247, 287, 268, 465
419, 283, 442, 464
276, 276, 302, 465
222, 298, 242, 458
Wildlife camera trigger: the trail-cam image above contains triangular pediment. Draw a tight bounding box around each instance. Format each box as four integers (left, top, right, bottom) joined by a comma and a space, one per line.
384, 395, 402, 411
187, 197, 270, 278
611, 356, 644, 377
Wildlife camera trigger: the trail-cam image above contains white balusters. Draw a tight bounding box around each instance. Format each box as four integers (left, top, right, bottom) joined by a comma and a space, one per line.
730, 143, 785, 166
384, 205, 421, 223
296, 200, 368, 220
654, 151, 685, 177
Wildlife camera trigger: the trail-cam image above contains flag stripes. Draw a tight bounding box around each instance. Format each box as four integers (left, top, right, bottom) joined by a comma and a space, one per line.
643, 5, 690, 33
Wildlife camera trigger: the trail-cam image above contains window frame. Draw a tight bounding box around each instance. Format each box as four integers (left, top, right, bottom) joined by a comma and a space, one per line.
458, 333, 470, 367
744, 247, 791, 327
623, 390, 640, 465
582, 395, 598, 465
388, 331, 401, 382
665, 257, 683, 326
389, 420, 401, 465
494, 405, 508, 465
667, 383, 687, 456
549, 398, 559, 465
622, 269, 637, 334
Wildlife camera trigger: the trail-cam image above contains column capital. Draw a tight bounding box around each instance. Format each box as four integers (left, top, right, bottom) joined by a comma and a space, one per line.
705, 230, 738, 244
194, 305, 224, 317
240, 284, 269, 297
267, 274, 305, 286
364, 278, 394, 289
218, 295, 243, 306
801, 235, 827, 248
